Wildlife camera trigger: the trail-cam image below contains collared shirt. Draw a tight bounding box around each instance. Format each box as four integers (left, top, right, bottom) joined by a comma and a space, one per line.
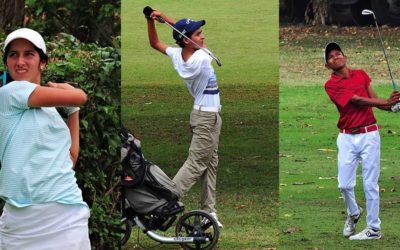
0, 81, 87, 208
166, 47, 221, 109
325, 68, 377, 129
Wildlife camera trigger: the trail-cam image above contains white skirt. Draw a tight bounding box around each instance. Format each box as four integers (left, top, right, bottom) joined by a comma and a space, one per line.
0, 202, 90, 250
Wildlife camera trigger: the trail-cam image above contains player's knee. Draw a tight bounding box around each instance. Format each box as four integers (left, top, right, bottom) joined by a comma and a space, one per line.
363, 183, 379, 199
338, 183, 355, 191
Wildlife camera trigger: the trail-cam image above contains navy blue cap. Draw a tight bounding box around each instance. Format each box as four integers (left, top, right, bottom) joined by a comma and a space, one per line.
173, 18, 206, 42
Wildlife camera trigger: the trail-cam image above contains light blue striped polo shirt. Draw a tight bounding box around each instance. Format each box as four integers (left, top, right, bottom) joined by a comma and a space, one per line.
0, 81, 87, 208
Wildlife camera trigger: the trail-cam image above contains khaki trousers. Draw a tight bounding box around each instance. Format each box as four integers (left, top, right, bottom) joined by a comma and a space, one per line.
173, 109, 222, 213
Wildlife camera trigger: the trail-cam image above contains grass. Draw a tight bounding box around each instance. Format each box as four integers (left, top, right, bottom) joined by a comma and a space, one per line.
279, 25, 400, 249
121, 0, 279, 249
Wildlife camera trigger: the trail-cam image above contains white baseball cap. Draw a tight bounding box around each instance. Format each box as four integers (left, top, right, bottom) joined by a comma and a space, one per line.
3, 28, 46, 54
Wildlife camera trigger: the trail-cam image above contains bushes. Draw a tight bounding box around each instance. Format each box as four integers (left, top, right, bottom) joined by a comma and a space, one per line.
25, 0, 120, 46
44, 34, 121, 249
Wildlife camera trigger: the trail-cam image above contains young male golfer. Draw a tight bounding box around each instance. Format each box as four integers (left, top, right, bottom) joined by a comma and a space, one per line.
145, 8, 223, 227
324, 42, 400, 240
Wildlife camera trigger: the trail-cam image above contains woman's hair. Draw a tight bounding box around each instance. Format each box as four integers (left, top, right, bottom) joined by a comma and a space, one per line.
2, 44, 48, 65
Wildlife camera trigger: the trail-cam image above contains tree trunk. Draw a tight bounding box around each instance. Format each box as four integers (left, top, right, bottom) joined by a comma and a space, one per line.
305, 0, 329, 25
0, 0, 25, 31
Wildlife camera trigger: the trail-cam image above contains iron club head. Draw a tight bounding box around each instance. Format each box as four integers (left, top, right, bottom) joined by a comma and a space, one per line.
362, 9, 397, 90
361, 9, 376, 19
361, 9, 373, 15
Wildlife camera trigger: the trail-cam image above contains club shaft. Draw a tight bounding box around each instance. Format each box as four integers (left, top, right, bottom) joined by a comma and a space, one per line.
373, 18, 397, 90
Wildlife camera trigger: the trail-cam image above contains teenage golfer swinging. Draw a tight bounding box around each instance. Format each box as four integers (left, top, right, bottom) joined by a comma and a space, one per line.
145, 9, 223, 227
0, 28, 90, 249
324, 42, 400, 240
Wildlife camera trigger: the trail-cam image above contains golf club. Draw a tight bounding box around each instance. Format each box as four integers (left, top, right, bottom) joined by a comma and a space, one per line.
362, 9, 397, 91
143, 6, 222, 67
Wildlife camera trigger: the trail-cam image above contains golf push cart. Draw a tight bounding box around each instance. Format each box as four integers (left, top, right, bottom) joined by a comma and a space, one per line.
120, 125, 220, 249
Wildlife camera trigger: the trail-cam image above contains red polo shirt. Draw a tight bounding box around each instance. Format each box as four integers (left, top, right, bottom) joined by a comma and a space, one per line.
325, 68, 377, 129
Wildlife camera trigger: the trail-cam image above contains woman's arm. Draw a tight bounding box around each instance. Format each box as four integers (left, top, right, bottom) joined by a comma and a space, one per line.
28, 82, 87, 168
28, 82, 87, 107
67, 111, 80, 168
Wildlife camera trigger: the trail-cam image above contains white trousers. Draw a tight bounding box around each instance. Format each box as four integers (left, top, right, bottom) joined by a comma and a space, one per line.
337, 131, 381, 230
0, 202, 91, 250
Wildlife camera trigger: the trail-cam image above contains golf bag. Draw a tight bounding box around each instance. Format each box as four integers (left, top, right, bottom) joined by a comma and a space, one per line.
120, 125, 220, 249
120, 125, 182, 230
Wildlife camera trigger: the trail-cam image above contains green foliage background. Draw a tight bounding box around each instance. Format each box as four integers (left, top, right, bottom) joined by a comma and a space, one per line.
1, 1, 121, 249
45, 34, 121, 250
24, 0, 120, 46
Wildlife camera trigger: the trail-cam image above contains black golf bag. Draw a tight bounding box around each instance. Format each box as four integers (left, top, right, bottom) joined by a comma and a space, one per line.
120, 125, 183, 231
120, 125, 220, 249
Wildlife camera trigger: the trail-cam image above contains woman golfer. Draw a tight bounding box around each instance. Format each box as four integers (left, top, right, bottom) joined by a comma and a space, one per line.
0, 28, 90, 249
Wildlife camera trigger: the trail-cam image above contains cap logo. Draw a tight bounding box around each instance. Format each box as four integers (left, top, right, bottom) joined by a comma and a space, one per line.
186, 19, 192, 24
179, 30, 187, 39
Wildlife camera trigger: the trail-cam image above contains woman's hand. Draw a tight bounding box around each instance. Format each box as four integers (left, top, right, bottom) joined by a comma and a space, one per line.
47, 81, 76, 90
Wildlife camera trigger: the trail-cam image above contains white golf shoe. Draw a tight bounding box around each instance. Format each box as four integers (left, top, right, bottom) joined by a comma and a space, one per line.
349, 227, 381, 240
210, 212, 223, 228
343, 207, 363, 237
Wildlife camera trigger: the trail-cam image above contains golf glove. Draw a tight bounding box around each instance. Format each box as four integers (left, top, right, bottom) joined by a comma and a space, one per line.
391, 103, 400, 113
63, 107, 80, 116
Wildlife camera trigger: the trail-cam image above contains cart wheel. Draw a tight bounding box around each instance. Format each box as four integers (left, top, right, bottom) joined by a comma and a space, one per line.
176, 210, 219, 250
120, 219, 133, 246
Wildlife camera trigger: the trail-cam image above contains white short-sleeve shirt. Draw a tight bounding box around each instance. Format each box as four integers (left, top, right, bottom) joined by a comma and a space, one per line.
166, 47, 220, 109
